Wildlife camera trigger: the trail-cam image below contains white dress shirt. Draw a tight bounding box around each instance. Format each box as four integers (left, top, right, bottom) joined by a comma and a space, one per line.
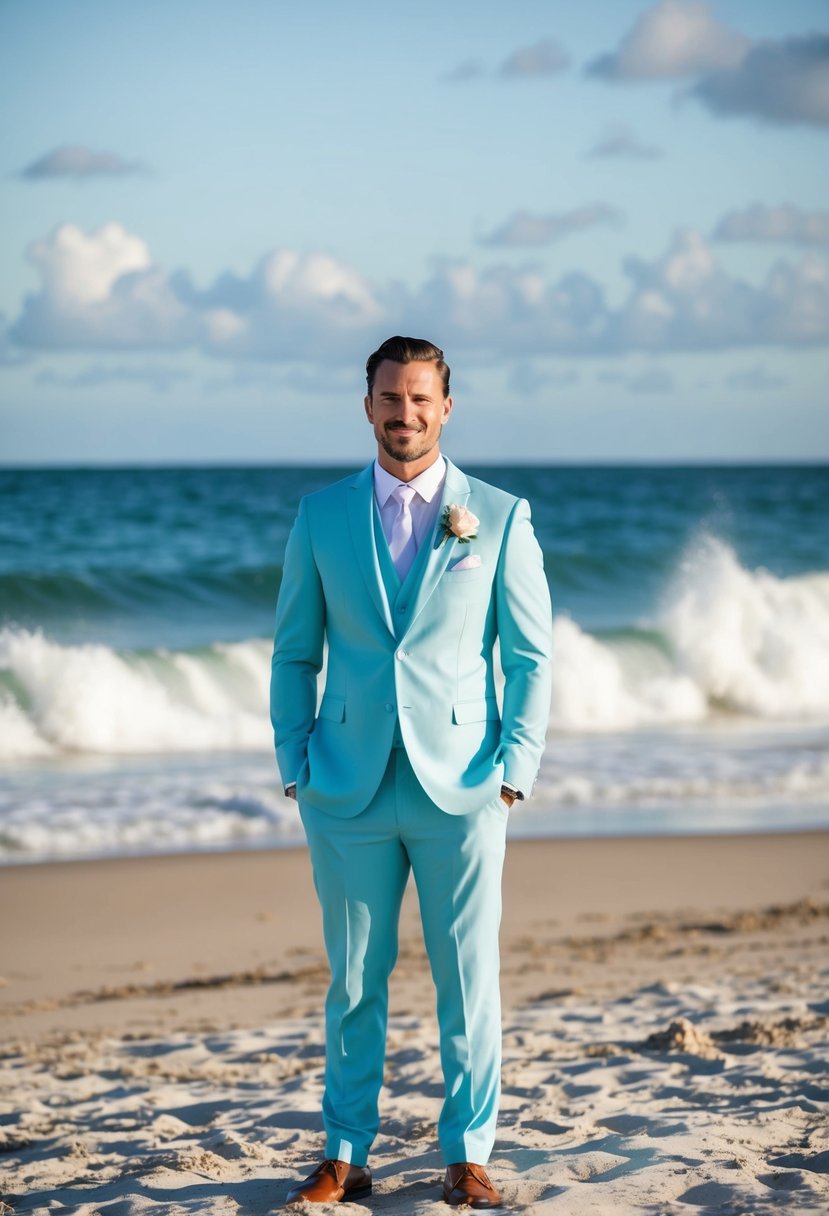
373, 455, 447, 555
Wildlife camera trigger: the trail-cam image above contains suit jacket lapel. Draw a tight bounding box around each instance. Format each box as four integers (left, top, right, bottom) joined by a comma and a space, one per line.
405, 457, 470, 630
346, 462, 396, 636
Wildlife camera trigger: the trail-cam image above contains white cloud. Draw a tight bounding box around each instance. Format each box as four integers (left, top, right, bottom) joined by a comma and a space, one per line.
199, 248, 385, 360
691, 35, 829, 128
410, 260, 611, 355
481, 205, 623, 247
12, 223, 192, 349
588, 7, 829, 130
21, 145, 144, 179
587, 0, 748, 80
8, 222, 829, 366
713, 204, 829, 246
612, 229, 829, 351
585, 124, 662, 159
30, 223, 150, 306
500, 39, 570, 77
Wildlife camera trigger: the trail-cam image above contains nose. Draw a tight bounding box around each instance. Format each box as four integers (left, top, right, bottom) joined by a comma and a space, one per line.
395, 396, 418, 424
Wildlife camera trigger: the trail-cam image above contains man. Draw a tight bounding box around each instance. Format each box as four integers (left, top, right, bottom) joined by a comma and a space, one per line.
271, 336, 552, 1208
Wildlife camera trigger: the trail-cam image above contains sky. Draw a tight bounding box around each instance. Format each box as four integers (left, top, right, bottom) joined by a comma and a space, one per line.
1, 0, 828, 465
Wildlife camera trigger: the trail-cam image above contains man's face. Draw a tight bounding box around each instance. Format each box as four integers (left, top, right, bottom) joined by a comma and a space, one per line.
364, 359, 452, 473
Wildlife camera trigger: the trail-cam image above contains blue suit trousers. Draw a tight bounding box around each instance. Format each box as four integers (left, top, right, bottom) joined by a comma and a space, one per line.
299, 745, 508, 1167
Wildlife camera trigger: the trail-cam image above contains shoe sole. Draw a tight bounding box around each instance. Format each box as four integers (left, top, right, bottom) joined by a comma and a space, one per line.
345, 1184, 372, 1200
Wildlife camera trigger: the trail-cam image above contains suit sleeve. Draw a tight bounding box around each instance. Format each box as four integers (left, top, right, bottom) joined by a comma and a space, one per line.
270, 496, 325, 788
494, 497, 553, 797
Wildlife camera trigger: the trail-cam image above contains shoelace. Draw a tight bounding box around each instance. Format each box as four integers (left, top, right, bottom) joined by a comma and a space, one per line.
450, 1163, 493, 1189
318, 1159, 349, 1183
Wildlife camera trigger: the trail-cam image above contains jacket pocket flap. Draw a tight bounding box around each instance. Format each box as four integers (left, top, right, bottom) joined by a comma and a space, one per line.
452, 698, 499, 725
317, 695, 345, 723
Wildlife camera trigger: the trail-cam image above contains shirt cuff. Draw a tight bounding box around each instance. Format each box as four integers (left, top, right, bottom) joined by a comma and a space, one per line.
284, 782, 297, 795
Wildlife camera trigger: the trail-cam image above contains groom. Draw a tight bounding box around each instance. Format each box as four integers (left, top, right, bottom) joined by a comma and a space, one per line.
271, 336, 552, 1207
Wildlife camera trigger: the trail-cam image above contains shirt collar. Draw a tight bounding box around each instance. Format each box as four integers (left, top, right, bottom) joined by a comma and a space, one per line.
373, 455, 446, 507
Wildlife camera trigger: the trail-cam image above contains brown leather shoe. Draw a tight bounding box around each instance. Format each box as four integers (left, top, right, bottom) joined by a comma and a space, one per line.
285, 1158, 372, 1204
443, 1162, 503, 1208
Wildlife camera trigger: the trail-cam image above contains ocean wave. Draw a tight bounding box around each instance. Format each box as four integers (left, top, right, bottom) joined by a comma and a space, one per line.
0, 632, 273, 759
0, 565, 281, 621
1, 537, 828, 760
551, 535, 829, 729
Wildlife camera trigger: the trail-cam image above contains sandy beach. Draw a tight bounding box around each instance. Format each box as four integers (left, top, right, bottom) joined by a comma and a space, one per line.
2, 830, 828, 1214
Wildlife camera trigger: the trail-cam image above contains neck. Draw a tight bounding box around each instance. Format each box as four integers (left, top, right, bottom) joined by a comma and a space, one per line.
376, 446, 442, 482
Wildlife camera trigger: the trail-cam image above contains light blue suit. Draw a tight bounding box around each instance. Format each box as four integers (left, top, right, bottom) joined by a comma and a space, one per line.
271, 456, 552, 1166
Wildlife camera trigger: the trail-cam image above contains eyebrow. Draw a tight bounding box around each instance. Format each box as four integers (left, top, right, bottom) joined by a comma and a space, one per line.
378, 390, 432, 400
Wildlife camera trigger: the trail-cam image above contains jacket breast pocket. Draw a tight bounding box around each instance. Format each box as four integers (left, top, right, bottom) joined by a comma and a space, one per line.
316, 695, 345, 723
447, 566, 487, 582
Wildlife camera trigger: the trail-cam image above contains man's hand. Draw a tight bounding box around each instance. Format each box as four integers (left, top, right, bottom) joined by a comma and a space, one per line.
285, 783, 297, 801
499, 788, 517, 809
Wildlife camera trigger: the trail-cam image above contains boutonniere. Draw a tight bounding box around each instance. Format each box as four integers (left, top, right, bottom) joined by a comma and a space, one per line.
440, 503, 480, 545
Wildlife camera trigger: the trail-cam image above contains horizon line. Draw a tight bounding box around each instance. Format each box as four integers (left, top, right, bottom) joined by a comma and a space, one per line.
1, 456, 828, 473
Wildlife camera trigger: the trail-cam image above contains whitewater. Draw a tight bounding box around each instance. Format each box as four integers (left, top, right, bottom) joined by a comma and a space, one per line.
1, 463, 827, 862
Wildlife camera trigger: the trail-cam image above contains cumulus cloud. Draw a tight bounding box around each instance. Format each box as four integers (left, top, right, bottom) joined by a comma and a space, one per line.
587, 5, 829, 129
193, 248, 386, 361
481, 204, 623, 247
611, 228, 829, 351
500, 38, 570, 77
587, 0, 748, 80
585, 124, 662, 159
7, 221, 829, 365
713, 204, 829, 246
409, 260, 612, 355
21, 145, 144, 179
690, 34, 829, 128
11, 223, 192, 349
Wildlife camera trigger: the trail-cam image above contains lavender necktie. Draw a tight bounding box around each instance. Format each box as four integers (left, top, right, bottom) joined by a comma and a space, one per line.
388, 484, 417, 579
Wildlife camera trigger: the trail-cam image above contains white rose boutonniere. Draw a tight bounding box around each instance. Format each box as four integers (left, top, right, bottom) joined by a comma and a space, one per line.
440, 503, 480, 545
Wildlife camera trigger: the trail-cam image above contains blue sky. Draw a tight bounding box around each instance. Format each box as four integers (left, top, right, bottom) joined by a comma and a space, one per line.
1, 0, 827, 463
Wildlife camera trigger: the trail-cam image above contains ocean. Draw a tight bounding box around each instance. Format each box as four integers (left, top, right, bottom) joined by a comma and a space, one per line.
1, 463, 828, 864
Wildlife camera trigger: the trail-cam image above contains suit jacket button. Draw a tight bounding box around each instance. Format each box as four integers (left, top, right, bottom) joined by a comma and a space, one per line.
385, 703, 394, 713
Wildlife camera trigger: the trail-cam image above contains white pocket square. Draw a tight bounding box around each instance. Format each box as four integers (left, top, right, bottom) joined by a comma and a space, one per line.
450, 554, 482, 571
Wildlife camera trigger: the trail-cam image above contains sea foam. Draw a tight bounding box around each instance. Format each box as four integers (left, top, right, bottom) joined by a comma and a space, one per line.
551, 536, 829, 730
0, 631, 273, 759
1, 538, 828, 760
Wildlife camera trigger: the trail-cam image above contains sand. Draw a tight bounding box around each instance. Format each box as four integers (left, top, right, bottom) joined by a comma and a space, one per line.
1, 830, 828, 1214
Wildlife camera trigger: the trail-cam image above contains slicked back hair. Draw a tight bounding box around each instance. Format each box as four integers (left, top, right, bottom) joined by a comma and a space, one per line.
366, 336, 450, 398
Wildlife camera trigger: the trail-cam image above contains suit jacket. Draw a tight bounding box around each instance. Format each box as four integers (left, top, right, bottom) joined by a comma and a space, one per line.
270, 457, 552, 817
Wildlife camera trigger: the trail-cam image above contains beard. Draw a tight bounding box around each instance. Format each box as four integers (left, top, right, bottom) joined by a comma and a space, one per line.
379, 424, 441, 464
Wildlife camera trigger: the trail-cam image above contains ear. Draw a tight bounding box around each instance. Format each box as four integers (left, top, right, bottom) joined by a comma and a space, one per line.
364, 394, 374, 423
441, 394, 453, 423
